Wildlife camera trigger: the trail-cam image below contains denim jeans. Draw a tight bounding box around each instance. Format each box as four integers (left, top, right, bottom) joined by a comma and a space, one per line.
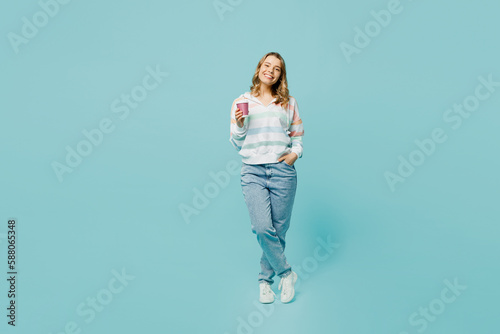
241, 160, 297, 285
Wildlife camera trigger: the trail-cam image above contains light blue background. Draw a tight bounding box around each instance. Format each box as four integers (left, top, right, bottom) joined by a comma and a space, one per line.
1, 0, 499, 333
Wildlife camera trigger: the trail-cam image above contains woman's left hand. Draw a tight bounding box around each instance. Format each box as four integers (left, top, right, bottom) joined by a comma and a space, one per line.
278, 153, 298, 166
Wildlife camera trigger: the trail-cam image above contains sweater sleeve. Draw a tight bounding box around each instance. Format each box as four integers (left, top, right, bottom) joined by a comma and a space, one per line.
229, 98, 248, 152
289, 98, 304, 158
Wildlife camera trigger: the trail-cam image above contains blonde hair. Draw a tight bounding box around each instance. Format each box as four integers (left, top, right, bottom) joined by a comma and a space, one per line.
249, 52, 290, 110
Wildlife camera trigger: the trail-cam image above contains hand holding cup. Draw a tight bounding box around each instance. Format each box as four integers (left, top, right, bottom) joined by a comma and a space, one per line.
235, 100, 249, 128
235, 108, 245, 128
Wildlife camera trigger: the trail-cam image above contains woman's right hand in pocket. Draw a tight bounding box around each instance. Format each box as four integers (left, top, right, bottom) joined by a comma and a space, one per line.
235, 108, 245, 128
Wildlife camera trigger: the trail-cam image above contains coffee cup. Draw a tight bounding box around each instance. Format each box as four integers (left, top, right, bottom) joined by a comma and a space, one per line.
236, 100, 249, 117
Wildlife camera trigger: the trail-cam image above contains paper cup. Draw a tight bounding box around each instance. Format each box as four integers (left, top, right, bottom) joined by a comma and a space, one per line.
236, 100, 249, 117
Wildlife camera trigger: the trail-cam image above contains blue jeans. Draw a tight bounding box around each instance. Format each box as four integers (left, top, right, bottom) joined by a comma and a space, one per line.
240, 160, 297, 285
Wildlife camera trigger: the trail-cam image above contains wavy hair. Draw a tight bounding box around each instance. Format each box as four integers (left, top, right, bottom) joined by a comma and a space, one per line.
249, 52, 290, 110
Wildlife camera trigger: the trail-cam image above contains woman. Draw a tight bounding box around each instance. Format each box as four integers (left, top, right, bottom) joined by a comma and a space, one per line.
229, 52, 304, 303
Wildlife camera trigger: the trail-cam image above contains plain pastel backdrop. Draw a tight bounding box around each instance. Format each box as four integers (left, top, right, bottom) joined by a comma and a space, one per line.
1, 0, 499, 333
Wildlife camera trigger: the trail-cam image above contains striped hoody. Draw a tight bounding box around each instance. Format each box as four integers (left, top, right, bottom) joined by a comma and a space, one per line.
229, 92, 304, 165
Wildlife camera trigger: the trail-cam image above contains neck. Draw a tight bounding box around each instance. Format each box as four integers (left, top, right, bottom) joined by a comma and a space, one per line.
259, 83, 273, 96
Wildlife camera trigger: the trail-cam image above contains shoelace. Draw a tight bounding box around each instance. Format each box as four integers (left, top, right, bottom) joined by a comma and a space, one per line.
261, 284, 276, 297
278, 273, 295, 296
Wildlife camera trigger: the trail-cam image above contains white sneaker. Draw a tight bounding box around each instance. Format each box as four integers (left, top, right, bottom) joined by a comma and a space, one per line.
278, 270, 297, 303
259, 282, 275, 303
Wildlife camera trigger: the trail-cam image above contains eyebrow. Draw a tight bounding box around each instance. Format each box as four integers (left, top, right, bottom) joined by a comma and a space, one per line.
264, 61, 281, 69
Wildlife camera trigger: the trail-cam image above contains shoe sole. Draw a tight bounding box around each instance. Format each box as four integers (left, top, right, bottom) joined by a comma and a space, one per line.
281, 272, 297, 303
259, 298, 274, 304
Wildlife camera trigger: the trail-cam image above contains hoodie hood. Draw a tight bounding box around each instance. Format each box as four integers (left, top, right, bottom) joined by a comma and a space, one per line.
242, 92, 276, 105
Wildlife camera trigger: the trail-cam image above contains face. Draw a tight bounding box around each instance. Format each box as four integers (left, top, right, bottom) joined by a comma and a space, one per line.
258, 55, 282, 87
